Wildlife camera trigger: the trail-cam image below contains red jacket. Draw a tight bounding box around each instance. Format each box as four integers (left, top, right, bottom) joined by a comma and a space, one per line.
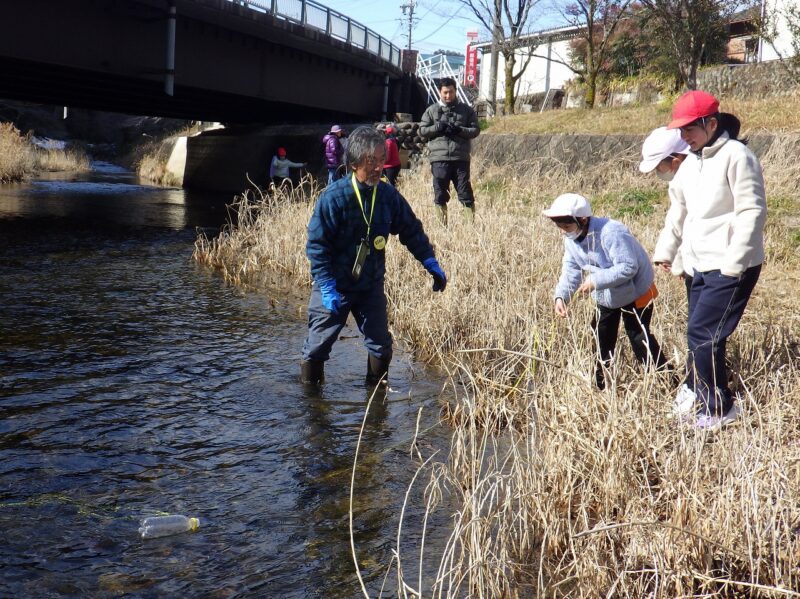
384, 137, 401, 169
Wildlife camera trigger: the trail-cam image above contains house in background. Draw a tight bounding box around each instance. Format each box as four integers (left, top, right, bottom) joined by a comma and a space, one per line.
473, 24, 583, 111
727, 7, 761, 63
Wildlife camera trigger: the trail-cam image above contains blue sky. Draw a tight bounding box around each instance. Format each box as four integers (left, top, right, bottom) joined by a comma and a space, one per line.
319, 0, 487, 55
319, 0, 568, 55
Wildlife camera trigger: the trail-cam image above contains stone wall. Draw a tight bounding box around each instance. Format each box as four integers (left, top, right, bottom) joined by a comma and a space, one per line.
472, 132, 779, 172
696, 60, 800, 98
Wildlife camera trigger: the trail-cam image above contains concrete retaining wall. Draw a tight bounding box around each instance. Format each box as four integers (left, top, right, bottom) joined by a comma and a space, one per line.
473, 132, 779, 171
696, 61, 800, 98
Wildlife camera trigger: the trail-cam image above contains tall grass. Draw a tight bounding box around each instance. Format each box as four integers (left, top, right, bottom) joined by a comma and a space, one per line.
0, 122, 36, 182
195, 138, 800, 597
35, 144, 92, 172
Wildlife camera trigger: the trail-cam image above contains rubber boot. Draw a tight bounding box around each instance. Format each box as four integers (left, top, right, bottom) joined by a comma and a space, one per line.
463, 205, 475, 224
434, 204, 448, 226
300, 360, 324, 386
365, 355, 391, 386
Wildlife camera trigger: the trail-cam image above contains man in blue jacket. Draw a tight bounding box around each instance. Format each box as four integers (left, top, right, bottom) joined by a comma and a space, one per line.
301, 126, 447, 387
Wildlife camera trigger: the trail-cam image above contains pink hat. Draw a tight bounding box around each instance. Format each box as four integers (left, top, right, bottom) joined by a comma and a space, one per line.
277, 147, 286, 157
330, 125, 342, 133
667, 91, 720, 129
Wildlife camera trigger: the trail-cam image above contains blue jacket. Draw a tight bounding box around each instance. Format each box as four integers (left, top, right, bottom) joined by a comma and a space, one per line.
554, 217, 654, 309
307, 175, 435, 293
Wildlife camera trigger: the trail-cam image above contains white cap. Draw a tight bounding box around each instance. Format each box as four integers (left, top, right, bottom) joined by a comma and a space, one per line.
542, 193, 592, 218
639, 127, 690, 173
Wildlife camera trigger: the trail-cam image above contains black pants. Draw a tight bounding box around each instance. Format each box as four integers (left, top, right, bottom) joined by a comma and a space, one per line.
383, 166, 400, 187
591, 302, 668, 389
431, 160, 474, 207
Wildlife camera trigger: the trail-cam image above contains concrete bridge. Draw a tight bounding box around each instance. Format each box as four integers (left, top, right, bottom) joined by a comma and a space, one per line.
0, 0, 405, 123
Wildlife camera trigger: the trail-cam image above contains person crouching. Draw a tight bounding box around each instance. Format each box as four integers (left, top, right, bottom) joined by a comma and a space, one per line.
545, 193, 669, 390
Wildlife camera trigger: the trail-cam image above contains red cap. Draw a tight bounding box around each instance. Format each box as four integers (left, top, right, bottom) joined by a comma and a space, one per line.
667, 91, 720, 129
385, 126, 394, 135
277, 147, 286, 157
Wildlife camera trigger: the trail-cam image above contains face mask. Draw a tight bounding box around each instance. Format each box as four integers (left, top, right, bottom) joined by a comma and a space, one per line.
564, 230, 581, 241
656, 170, 675, 182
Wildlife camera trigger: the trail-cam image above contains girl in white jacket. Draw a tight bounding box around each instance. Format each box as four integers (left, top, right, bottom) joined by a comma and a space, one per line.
653, 91, 767, 431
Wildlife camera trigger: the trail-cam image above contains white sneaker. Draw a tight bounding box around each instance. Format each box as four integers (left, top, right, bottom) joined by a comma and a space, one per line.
694, 403, 740, 432
672, 384, 696, 417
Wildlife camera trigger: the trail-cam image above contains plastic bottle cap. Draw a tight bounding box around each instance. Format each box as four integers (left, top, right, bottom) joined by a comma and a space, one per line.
188, 517, 200, 531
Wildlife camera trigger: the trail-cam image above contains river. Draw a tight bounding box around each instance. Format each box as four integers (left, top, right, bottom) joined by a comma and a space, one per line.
0, 164, 452, 598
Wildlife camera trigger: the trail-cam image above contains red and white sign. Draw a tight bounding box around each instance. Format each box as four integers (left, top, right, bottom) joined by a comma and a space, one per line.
464, 31, 479, 88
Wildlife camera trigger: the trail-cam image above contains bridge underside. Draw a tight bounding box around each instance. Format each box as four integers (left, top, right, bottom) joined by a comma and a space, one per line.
0, 0, 402, 123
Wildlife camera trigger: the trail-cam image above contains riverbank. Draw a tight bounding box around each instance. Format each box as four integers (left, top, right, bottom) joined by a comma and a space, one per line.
194, 131, 800, 596
0, 122, 91, 182
484, 90, 800, 135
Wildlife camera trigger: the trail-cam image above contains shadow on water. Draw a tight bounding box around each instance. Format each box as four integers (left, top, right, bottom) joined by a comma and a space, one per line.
0, 164, 453, 598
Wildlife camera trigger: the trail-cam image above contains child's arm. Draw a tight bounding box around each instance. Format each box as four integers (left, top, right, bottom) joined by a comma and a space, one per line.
554, 247, 582, 305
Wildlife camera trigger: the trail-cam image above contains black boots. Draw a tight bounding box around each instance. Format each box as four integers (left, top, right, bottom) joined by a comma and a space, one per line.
300, 360, 324, 386
365, 355, 390, 386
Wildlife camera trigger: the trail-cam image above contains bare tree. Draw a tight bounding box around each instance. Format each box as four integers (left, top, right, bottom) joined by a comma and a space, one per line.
456, 0, 543, 114
560, 0, 634, 108
639, 0, 758, 90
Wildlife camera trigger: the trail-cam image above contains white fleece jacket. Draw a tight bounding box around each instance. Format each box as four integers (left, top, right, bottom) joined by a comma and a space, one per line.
653, 132, 766, 278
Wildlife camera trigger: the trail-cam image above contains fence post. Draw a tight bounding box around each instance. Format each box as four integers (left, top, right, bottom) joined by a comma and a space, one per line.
300, 0, 307, 24
346, 18, 352, 43
326, 8, 331, 35
270, 0, 276, 14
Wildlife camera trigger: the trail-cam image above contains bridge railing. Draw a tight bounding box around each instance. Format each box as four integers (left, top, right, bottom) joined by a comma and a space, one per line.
229, 0, 402, 68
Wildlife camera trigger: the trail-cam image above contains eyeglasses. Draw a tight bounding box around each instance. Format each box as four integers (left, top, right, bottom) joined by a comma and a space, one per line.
360, 155, 386, 168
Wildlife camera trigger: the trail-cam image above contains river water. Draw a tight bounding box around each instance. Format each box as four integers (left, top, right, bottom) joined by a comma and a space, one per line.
0, 164, 452, 598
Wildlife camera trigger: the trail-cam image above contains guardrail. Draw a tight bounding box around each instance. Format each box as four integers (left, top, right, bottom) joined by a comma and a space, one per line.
229, 0, 402, 68
417, 54, 471, 105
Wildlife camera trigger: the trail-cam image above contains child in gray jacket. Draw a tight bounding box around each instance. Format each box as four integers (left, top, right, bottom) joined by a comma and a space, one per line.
545, 193, 669, 389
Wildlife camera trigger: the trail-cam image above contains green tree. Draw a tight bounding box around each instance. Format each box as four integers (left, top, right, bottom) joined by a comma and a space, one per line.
638, 0, 757, 89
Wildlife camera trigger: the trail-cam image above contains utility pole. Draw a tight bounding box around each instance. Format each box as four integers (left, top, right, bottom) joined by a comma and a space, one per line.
400, 0, 416, 50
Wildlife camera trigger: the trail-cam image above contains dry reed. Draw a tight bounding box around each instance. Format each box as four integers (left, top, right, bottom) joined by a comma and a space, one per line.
0, 122, 37, 182
35, 144, 91, 172
195, 137, 800, 597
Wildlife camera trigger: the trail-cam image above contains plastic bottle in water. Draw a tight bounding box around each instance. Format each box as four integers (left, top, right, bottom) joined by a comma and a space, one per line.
138, 515, 200, 539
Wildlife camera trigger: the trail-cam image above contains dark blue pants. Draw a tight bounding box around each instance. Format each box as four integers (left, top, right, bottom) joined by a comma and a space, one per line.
431, 160, 474, 207
686, 266, 761, 416
302, 283, 393, 362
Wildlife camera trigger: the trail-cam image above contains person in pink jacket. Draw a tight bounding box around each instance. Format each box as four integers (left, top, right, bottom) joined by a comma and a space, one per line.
653, 91, 767, 431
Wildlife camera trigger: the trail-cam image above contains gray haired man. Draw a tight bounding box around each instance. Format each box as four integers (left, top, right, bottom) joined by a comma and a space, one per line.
301, 126, 447, 387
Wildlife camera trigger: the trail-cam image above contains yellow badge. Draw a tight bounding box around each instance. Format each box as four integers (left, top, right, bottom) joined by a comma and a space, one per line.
373, 236, 386, 251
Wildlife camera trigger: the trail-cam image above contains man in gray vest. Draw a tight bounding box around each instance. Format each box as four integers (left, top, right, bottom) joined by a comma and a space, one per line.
419, 77, 480, 225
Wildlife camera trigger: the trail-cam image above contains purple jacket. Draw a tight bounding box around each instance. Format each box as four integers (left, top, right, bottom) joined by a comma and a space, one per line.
322, 133, 343, 168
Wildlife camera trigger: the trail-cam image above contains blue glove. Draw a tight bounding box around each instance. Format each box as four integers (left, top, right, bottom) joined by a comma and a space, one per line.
422, 257, 447, 292
318, 279, 343, 314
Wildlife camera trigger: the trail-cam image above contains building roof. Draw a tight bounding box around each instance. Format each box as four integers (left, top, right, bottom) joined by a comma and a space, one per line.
472, 23, 585, 51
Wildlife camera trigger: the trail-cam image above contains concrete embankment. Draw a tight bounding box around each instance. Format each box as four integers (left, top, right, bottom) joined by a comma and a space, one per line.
164, 124, 797, 192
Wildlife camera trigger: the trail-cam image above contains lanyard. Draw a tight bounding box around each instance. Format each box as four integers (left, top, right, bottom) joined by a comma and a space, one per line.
351, 173, 376, 237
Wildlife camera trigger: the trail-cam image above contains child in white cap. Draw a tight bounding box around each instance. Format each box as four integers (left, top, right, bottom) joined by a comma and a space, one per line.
545, 193, 670, 390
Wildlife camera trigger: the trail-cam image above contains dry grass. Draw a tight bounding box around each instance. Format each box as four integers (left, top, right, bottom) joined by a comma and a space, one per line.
486, 91, 800, 135
133, 125, 201, 186
35, 145, 91, 172
194, 139, 800, 597
0, 122, 36, 182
